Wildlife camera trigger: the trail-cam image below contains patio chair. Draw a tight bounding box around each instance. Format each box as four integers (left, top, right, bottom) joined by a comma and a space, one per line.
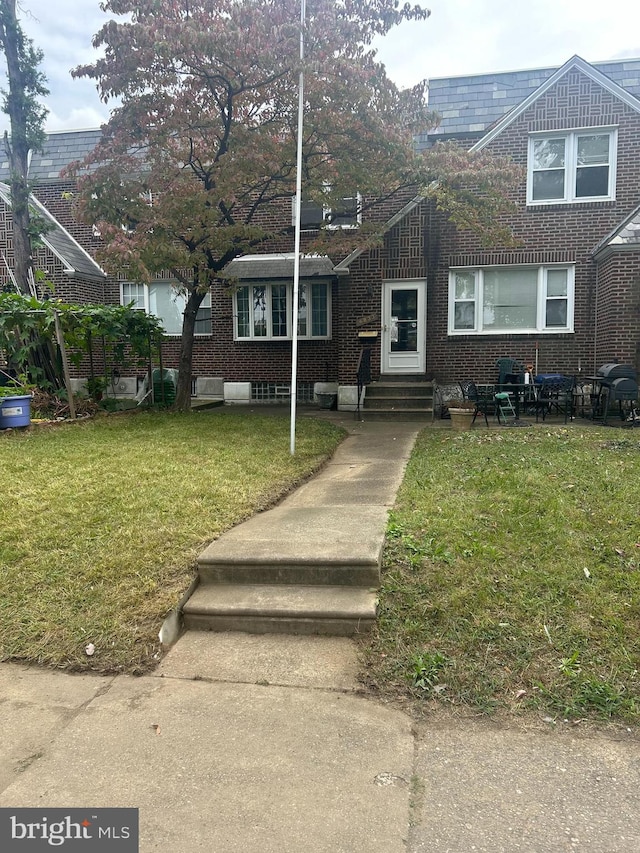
534, 375, 575, 423
496, 357, 524, 390
459, 380, 492, 426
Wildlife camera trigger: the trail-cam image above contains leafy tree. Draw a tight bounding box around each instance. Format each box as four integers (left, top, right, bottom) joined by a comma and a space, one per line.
0, 0, 48, 295
68, 0, 520, 410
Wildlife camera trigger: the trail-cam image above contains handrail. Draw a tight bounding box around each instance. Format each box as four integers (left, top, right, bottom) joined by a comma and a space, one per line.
355, 346, 372, 421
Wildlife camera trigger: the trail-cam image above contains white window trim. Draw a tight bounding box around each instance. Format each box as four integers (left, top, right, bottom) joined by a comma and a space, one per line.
120, 281, 148, 311
233, 280, 332, 341
526, 127, 617, 206
120, 281, 212, 336
324, 192, 362, 230
448, 265, 575, 335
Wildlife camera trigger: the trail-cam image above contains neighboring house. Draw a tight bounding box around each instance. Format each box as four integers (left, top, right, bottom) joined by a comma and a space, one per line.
1, 54, 640, 408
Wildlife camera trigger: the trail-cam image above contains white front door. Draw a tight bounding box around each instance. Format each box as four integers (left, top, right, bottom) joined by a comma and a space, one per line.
381, 280, 426, 374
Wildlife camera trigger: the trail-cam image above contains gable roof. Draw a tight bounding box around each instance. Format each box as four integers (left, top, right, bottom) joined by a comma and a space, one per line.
592, 203, 640, 259
333, 196, 423, 273
0, 182, 106, 281
469, 56, 640, 152
418, 56, 640, 148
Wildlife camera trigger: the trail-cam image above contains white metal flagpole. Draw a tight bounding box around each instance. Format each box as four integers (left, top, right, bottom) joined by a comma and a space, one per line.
290, 0, 306, 455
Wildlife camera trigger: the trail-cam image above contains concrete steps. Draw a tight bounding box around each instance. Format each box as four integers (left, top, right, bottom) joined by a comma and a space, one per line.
177, 423, 419, 640
363, 377, 434, 421
197, 556, 380, 587
181, 504, 388, 637
182, 584, 377, 636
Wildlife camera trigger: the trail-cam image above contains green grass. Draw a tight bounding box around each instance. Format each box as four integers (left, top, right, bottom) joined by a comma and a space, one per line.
362, 426, 640, 722
0, 410, 344, 673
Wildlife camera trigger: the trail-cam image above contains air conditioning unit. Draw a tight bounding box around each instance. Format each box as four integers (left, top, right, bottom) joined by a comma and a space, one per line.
114, 377, 137, 396
196, 377, 224, 397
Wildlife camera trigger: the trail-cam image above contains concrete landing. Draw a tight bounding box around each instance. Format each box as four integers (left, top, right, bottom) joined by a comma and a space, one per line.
156, 630, 362, 691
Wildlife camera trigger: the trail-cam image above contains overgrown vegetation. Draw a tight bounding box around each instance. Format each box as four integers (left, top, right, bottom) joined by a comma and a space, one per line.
0, 293, 164, 394
0, 411, 344, 672
362, 427, 640, 723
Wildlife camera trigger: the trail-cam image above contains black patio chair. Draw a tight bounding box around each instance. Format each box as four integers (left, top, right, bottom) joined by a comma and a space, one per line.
534, 375, 575, 423
459, 380, 492, 426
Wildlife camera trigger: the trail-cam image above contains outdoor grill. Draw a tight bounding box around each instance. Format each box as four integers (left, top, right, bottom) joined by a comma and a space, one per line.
593, 363, 638, 421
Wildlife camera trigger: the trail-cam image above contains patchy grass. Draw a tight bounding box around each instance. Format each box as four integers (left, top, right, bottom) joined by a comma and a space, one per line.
362, 426, 640, 722
0, 410, 344, 673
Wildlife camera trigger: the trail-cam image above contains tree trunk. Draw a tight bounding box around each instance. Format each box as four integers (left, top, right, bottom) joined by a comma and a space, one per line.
1, 0, 34, 295
174, 289, 206, 411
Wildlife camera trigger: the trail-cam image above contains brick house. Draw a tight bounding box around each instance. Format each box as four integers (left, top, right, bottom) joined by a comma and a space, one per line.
2, 54, 640, 411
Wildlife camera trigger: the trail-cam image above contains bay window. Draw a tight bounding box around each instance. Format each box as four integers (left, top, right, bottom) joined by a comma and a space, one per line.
234, 280, 331, 340
449, 265, 574, 334
121, 281, 211, 335
527, 128, 616, 204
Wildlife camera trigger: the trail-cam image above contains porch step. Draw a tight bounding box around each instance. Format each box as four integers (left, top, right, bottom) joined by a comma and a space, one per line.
182, 583, 377, 636
365, 394, 432, 409
364, 378, 433, 419
359, 407, 433, 422
197, 555, 380, 587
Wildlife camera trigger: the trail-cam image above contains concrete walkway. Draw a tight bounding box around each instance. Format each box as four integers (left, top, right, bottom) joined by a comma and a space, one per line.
183, 413, 419, 634
1, 411, 640, 852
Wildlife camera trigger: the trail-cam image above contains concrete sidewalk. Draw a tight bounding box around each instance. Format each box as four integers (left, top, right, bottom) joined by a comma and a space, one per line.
1, 411, 640, 852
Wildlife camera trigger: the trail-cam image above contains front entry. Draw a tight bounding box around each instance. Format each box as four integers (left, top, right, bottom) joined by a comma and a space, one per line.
381, 280, 426, 374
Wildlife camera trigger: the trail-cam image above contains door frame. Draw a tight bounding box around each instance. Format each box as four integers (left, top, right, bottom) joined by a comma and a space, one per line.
380, 279, 427, 374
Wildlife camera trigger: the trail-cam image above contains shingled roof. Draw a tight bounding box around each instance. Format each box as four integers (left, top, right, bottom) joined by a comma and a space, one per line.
223, 253, 339, 279
0, 182, 105, 281
0, 128, 102, 183
418, 57, 640, 148
593, 203, 640, 259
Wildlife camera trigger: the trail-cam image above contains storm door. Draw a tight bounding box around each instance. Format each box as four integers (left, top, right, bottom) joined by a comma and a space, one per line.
381, 280, 426, 373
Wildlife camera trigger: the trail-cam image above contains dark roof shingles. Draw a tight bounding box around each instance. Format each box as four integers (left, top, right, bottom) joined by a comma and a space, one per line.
418, 58, 640, 144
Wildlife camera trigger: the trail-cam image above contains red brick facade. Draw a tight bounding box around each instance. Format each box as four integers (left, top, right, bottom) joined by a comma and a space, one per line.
3, 58, 640, 394
426, 65, 640, 383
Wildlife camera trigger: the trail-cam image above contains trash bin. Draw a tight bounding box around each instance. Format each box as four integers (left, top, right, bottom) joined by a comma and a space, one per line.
0, 394, 32, 428
152, 368, 178, 407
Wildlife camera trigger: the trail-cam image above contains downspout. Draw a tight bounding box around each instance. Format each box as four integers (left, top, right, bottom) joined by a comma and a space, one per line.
593, 259, 599, 376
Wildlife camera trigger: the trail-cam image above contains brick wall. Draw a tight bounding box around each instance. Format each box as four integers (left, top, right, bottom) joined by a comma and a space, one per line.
427, 67, 640, 384
7, 67, 640, 393
595, 253, 640, 370
337, 202, 427, 383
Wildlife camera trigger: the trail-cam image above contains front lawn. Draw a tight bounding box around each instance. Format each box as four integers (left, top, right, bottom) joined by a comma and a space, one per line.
363, 426, 640, 722
0, 410, 344, 672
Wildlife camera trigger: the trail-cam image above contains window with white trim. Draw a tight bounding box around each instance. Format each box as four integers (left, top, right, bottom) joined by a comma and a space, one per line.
448, 266, 574, 334
291, 193, 361, 229
120, 281, 212, 335
234, 280, 331, 340
527, 129, 617, 204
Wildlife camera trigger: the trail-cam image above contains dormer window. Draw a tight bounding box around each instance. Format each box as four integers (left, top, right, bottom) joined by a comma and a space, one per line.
326, 194, 360, 229
298, 199, 324, 229
292, 192, 361, 230
527, 128, 617, 205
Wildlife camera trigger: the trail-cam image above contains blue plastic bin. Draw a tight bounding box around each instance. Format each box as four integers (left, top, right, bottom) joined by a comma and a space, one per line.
0, 394, 32, 428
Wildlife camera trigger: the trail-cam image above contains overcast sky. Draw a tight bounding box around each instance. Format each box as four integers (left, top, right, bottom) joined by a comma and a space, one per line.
3, 0, 640, 133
